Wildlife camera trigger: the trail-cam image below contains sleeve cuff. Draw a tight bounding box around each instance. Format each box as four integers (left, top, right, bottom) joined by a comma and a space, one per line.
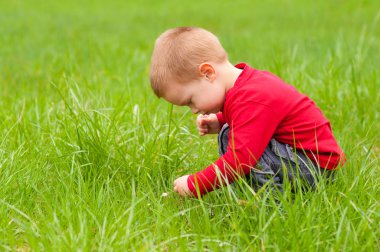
187, 175, 198, 197
216, 112, 226, 127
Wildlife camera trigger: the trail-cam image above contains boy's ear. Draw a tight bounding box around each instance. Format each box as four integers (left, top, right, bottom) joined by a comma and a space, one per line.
199, 63, 216, 81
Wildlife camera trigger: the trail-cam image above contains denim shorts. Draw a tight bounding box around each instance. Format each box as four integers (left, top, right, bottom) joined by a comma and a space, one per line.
218, 124, 333, 192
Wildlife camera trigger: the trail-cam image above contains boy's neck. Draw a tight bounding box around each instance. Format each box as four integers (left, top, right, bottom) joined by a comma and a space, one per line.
215, 61, 243, 92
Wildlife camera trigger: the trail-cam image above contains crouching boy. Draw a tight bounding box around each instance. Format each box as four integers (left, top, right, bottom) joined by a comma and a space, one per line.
149, 27, 345, 197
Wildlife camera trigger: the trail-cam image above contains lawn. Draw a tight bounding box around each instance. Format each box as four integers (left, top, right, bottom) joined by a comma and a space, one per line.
1, 0, 379, 251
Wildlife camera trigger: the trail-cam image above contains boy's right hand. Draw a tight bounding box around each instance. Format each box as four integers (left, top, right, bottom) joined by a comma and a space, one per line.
197, 114, 221, 136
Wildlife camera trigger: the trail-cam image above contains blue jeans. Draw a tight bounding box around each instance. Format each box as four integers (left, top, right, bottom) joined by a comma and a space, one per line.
218, 124, 333, 192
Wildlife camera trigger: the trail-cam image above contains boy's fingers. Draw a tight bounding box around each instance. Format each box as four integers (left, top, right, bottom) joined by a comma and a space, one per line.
198, 125, 207, 130
198, 128, 208, 135
197, 114, 209, 126
173, 178, 178, 186
198, 123, 207, 129
199, 119, 210, 130
174, 185, 186, 196
197, 122, 208, 134
197, 118, 205, 126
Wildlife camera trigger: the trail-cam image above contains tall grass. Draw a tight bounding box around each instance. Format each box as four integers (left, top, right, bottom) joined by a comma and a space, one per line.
0, 0, 379, 250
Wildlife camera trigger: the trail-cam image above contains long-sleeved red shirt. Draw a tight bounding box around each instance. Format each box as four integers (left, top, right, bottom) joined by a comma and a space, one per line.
187, 63, 345, 197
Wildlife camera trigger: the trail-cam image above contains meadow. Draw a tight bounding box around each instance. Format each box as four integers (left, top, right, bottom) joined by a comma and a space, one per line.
0, 0, 379, 251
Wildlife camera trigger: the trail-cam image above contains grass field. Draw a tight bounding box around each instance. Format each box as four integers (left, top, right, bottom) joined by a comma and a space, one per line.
1, 0, 380, 251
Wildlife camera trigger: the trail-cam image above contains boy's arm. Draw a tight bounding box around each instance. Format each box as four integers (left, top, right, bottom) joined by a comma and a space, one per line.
187, 102, 282, 197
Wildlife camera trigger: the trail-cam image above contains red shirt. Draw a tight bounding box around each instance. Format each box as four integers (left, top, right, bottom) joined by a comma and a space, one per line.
187, 63, 345, 197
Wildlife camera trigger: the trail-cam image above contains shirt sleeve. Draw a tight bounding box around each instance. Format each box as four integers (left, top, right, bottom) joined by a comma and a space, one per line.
216, 112, 226, 127
187, 101, 282, 197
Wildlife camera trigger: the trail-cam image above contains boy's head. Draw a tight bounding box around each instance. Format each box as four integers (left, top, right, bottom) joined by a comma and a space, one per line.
149, 27, 228, 98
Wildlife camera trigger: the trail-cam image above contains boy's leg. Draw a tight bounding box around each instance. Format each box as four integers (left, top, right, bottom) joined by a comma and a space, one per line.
262, 139, 334, 191
217, 124, 333, 191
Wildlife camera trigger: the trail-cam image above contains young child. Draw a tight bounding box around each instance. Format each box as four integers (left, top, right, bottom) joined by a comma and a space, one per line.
149, 27, 345, 197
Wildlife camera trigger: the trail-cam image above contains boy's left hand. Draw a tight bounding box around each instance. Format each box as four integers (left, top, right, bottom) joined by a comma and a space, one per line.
174, 175, 192, 197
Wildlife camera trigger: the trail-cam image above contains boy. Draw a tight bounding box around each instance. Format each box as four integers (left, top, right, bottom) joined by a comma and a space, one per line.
149, 27, 345, 197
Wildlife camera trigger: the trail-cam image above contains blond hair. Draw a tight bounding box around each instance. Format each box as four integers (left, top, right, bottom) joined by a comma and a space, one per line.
149, 27, 228, 97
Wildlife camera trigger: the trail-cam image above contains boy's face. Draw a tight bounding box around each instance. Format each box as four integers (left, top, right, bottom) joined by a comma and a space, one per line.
162, 76, 225, 115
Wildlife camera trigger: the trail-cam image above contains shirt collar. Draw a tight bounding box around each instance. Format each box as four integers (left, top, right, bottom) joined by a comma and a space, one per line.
235, 62, 248, 69
233, 62, 251, 88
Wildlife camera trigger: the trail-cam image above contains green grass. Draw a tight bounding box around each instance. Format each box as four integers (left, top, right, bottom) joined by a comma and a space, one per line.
1, 0, 379, 250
